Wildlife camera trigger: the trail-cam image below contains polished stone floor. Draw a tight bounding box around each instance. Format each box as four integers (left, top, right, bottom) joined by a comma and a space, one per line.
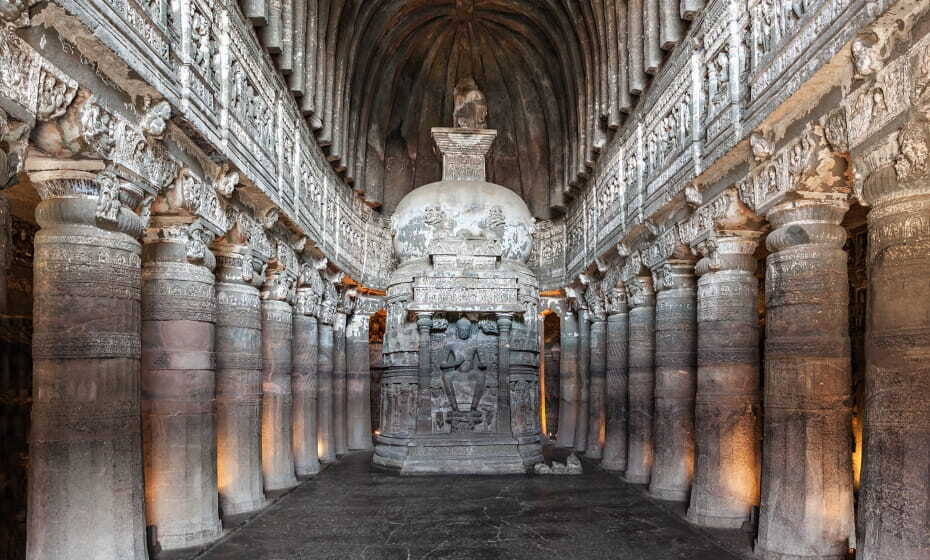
192, 451, 752, 560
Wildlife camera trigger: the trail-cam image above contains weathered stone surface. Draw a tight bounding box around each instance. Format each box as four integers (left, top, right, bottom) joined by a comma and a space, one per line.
28, 177, 148, 560
624, 274, 655, 485
332, 310, 348, 456
688, 234, 762, 529
602, 301, 629, 472
556, 309, 579, 448
573, 308, 591, 452
214, 244, 266, 516
292, 312, 320, 476
261, 297, 298, 491
586, 316, 607, 458
857, 120, 930, 560
756, 196, 855, 560
649, 259, 697, 502
141, 224, 221, 551
346, 311, 373, 451
317, 321, 336, 464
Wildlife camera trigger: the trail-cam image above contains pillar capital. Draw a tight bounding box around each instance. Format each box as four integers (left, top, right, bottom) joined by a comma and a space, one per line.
415, 311, 434, 331
694, 232, 763, 276
625, 274, 655, 308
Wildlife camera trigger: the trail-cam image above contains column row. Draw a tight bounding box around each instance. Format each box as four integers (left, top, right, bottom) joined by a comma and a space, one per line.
25, 170, 376, 560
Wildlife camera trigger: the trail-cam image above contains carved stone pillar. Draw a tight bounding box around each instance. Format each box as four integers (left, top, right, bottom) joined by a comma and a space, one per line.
317, 316, 336, 463
573, 307, 591, 451
260, 259, 298, 492
556, 305, 579, 448
543, 342, 560, 438
688, 233, 762, 528
347, 307, 374, 451
140, 188, 223, 550
649, 258, 697, 502
602, 286, 629, 472
213, 227, 266, 516
293, 263, 322, 476
586, 312, 607, 459
497, 313, 513, 433
624, 274, 655, 484
857, 120, 930, 560
28, 170, 149, 560
332, 309, 349, 456
756, 194, 854, 560
415, 312, 433, 434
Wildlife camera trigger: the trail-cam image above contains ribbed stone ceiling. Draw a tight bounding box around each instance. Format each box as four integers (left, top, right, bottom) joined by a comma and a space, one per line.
245, 0, 704, 218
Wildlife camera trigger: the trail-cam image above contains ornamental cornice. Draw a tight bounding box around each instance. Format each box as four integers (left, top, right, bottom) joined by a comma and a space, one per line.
353, 294, 384, 316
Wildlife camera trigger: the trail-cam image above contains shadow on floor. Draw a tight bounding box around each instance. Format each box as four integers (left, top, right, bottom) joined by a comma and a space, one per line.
161, 450, 754, 560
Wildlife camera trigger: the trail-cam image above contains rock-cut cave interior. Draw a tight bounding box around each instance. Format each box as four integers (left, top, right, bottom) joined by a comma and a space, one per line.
0, 0, 928, 559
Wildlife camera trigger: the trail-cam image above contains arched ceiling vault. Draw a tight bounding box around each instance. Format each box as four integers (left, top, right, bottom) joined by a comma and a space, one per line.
242, 0, 705, 218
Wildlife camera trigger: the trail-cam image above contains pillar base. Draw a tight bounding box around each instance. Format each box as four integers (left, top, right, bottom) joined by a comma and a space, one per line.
296, 464, 321, 477
221, 496, 268, 518
156, 524, 224, 552
600, 458, 627, 472
623, 472, 650, 484
648, 486, 690, 502
686, 509, 749, 529
754, 544, 847, 560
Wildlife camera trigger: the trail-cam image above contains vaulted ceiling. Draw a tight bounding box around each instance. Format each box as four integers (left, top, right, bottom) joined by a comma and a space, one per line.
245, 0, 702, 218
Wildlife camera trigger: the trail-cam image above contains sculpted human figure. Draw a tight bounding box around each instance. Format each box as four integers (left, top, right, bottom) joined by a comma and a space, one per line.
453, 78, 488, 129
439, 318, 488, 418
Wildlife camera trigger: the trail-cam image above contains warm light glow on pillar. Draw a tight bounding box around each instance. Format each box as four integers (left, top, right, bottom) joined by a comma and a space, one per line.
318, 439, 328, 458
851, 413, 862, 490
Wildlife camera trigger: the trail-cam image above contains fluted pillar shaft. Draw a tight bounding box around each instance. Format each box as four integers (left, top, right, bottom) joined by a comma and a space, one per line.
574, 308, 591, 451
602, 298, 629, 471
261, 287, 298, 491
292, 307, 320, 476
317, 320, 336, 462
688, 235, 762, 528
333, 310, 348, 455
586, 316, 607, 458
756, 196, 854, 560
141, 219, 222, 550
556, 309, 579, 447
214, 243, 266, 516
347, 312, 373, 451
649, 260, 697, 502
858, 166, 930, 560
625, 276, 655, 484
28, 175, 148, 560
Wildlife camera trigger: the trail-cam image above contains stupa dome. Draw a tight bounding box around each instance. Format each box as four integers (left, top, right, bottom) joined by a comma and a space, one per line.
390, 178, 535, 264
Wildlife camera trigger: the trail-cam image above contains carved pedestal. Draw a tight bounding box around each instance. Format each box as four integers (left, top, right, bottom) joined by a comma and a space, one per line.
858, 161, 930, 560
214, 243, 266, 516
688, 235, 761, 528
586, 315, 607, 458
28, 176, 148, 560
292, 310, 320, 476
347, 311, 374, 451
602, 298, 629, 472
573, 309, 591, 452
317, 320, 336, 463
141, 220, 222, 550
556, 308, 579, 448
333, 310, 349, 455
649, 260, 697, 502
624, 275, 655, 484
756, 197, 854, 560
260, 293, 298, 491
